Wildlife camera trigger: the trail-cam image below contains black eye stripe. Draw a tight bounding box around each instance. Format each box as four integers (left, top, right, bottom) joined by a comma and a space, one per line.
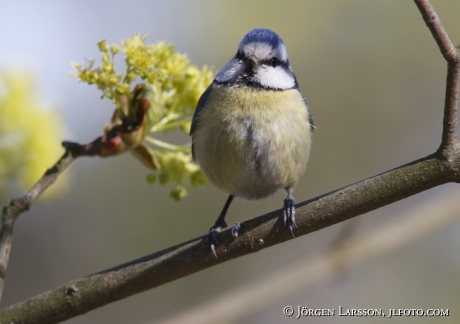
235, 52, 285, 68
260, 57, 280, 67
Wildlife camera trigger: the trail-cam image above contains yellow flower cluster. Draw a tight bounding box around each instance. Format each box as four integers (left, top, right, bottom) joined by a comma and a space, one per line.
71, 42, 126, 109
0, 72, 66, 201
146, 150, 206, 201
72, 34, 213, 200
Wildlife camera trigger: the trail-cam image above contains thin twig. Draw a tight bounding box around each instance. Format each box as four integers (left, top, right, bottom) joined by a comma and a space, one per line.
0, 149, 76, 303
0, 108, 140, 300
0, 152, 459, 324
414, 0, 458, 61
0, 139, 112, 302
414, 0, 460, 158
162, 191, 460, 324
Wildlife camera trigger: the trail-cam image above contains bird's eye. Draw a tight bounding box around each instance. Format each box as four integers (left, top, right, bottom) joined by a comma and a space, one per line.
235, 51, 244, 61
269, 57, 279, 67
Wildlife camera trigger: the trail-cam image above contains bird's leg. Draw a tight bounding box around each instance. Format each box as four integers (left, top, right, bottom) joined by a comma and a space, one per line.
283, 188, 297, 237
208, 194, 234, 258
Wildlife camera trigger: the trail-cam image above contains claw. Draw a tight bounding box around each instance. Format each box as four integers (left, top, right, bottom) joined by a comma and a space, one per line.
207, 226, 223, 258
289, 225, 295, 238
292, 215, 297, 228
231, 222, 241, 238
210, 243, 218, 259
206, 195, 235, 258
283, 190, 296, 237
207, 222, 241, 258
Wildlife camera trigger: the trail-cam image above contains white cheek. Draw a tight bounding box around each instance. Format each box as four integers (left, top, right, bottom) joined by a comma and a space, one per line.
257, 66, 295, 89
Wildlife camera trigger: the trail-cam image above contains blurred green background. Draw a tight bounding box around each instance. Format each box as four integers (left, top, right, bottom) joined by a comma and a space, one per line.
1, 0, 460, 323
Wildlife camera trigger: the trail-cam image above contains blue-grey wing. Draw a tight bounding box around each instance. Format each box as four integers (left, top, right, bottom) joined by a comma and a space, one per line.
190, 83, 214, 161
301, 95, 315, 132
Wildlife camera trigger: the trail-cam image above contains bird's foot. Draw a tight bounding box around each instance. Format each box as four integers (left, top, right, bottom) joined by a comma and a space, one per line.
283, 196, 297, 237
207, 219, 227, 258
207, 221, 242, 258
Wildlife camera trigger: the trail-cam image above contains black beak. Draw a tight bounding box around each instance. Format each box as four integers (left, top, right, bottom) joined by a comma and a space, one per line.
245, 56, 258, 74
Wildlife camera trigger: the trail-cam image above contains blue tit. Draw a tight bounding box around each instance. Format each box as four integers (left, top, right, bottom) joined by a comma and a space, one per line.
190, 28, 314, 257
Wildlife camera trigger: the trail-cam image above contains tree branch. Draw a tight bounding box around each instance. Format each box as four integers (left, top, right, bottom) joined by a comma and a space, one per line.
414, 0, 460, 158
1, 152, 459, 324
163, 191, 460, 324
1, 1, 459, 323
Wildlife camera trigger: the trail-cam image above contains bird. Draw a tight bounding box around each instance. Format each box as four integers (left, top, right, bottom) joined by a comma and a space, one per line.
190, 28, 314, 257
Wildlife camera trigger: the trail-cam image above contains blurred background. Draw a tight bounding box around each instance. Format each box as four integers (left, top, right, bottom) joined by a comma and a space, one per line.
1, 0, 460, 323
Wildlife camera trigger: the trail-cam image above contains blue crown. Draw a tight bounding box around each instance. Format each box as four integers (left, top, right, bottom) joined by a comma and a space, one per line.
240, 28, 284, 49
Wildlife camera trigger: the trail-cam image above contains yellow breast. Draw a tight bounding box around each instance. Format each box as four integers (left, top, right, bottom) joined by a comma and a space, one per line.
193, 85, 312, 199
